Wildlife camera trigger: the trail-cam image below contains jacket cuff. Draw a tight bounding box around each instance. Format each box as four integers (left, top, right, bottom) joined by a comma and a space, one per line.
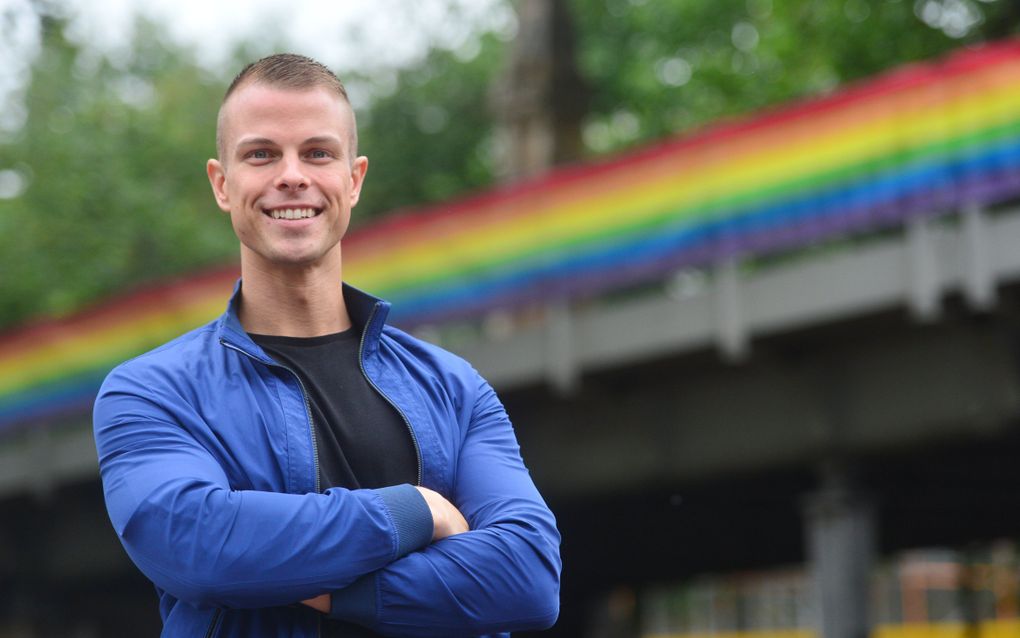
375, 483, 433, 557
328, 572, 376, 624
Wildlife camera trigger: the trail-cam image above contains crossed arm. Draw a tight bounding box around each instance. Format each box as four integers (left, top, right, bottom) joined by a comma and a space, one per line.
94, 369, 560, 635
300, 485, 469, 613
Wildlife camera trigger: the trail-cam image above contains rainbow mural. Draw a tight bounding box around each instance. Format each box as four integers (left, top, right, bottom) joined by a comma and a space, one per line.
4, 40, 1020, 432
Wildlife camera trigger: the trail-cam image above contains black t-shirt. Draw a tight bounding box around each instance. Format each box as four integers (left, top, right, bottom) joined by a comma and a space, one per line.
250, 328, 418, 637
250, 328, 417, 490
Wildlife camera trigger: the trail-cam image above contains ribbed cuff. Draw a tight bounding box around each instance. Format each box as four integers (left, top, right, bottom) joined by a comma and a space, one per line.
374, 483, 433, 557
329, 572, 376, 623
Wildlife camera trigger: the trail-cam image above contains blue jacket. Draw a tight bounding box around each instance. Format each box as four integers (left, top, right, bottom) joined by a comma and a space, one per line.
93, 283, 561, 637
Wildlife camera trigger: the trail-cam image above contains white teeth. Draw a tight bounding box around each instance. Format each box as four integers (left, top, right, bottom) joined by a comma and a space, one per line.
269, 208, 316, 219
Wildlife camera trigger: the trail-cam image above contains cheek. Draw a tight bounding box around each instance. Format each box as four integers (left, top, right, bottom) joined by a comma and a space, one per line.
227, 200, 260, 239
322, 174, 351, 198
227, 174, 264, 206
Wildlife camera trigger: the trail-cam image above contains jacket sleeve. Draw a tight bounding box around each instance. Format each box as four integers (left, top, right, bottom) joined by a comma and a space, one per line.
328, 375, 562, 636
92, 366, 434, 610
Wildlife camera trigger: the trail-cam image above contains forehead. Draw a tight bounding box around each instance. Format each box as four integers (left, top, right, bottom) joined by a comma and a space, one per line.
220, 83, 351, 146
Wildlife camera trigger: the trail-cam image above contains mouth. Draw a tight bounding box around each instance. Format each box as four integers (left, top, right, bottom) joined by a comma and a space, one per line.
262, 207, 322, 220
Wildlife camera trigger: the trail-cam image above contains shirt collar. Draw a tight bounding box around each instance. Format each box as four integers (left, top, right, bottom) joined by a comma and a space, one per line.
216, 279, 391, 358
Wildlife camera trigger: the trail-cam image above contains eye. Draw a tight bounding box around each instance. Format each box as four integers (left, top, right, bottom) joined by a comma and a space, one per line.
308, 149, 333, 160
244, 149, 273, 163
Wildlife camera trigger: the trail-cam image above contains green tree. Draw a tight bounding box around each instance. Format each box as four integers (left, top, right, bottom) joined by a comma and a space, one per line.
0, 14, 236, 328
352, 33, 506, 220
569, 0, 1020, 155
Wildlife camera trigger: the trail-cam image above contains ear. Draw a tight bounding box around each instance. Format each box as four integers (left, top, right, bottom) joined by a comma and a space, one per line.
206, 158, 231, 213
348, 156, 369, 209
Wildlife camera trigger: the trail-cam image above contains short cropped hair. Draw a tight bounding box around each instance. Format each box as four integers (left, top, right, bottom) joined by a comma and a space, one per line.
216, 53, 357, 160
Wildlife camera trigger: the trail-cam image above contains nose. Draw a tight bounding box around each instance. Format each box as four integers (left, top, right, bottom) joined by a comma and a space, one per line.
274, 155, 309, 191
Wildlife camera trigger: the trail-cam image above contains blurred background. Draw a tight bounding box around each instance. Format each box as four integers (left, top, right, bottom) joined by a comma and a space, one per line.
4, 0, 1020, 636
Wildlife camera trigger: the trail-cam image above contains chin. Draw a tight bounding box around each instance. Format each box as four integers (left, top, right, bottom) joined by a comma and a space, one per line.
275, 249, 338, 268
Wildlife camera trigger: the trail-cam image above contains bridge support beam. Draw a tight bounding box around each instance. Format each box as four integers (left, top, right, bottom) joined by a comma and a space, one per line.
961, 204, 997, 311
804, 470, 875, 638
545, 301, 579, 395
905, 215, 942, 321
713, 258, 748, 362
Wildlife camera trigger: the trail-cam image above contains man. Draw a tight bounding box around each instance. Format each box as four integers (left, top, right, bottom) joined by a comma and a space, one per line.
93, 53, 561, 637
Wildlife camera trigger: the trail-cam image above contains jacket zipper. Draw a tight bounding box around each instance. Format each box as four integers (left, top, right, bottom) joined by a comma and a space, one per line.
204, 609, 222, 638
220, 340, 325, 637
358, 306, 423, 485
220, 339, 321, 493
220, 306, 416, 635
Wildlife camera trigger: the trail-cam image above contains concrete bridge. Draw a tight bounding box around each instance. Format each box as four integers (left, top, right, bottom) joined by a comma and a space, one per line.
4, 41, 1020, 637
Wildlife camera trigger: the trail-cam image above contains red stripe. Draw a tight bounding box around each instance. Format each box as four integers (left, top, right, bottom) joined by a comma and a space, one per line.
0, 264, 239, 358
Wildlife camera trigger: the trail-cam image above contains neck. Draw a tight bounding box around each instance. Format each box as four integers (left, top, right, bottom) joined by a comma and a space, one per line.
237, 250, 351, 337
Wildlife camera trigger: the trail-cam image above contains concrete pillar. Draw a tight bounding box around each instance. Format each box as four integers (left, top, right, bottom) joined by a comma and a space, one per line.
803, 470, 875, 638
545, 301, 579, 395
713, 258, 748, 362
905, 216, 941, 322
960, 204, 996, 311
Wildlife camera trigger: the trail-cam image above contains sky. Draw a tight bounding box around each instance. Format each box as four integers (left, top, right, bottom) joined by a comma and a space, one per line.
63, 0, 512, 68
1, 0, 515, 114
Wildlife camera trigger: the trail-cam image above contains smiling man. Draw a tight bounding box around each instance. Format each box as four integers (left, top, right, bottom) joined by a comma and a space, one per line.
93, 54, 561, 638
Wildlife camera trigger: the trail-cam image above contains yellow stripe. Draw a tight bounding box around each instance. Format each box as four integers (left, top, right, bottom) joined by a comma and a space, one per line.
0, 298, 223, 395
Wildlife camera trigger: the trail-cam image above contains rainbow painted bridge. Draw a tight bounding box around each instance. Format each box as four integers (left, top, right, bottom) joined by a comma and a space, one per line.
4, 39, 1020, 432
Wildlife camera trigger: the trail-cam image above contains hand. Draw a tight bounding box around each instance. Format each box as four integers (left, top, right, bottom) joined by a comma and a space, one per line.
415, 486, 469, 540
301, 594, 330, 613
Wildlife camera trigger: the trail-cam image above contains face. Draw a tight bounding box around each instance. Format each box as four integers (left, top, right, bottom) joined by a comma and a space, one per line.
206, 83, 368, 271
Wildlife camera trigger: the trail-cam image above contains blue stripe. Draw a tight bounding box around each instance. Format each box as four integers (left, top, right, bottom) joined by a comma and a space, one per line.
0, 371, 108, 432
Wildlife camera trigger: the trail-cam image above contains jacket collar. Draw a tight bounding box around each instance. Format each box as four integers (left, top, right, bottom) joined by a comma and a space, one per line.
216, 279, 391, 359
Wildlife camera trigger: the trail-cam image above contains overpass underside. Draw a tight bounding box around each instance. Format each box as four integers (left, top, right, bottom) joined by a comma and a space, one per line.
503, 283, 1020, 635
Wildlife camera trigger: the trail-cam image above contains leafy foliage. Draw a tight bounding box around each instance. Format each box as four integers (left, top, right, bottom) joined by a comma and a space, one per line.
569, 0, 1020, 155
352, 33, 506, 220
0, 16, 235, 328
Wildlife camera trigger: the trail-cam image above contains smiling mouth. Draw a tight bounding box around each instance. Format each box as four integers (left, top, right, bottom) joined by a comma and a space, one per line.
263, 207, 322, 220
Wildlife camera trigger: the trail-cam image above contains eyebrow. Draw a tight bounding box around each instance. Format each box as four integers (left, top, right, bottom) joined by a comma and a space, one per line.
235, 135, 343, 148
303, 135, 344, 146
235, 137, 277, 148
